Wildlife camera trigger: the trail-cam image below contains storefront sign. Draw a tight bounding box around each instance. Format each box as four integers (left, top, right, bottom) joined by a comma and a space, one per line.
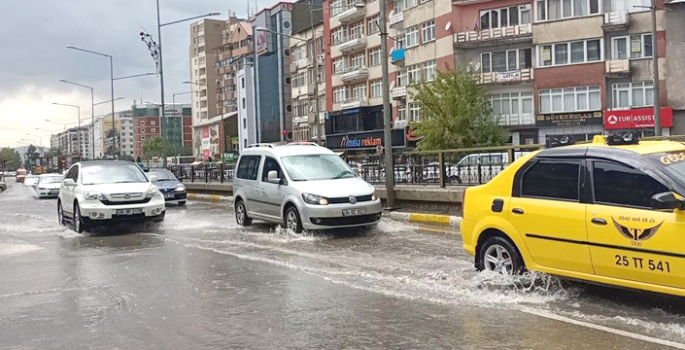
327, 130, 406, 150
256, 30, 268, 55
495, 70, 521, 83
604, 107, 674, 130
536, 111, 603, 127
202, 127, 210, 159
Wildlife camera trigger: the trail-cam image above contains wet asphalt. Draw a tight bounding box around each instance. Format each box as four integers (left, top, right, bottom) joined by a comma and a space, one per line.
1, 178, 685, 350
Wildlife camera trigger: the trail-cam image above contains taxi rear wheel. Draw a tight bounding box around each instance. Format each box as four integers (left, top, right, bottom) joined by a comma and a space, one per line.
478, 236, 524, 275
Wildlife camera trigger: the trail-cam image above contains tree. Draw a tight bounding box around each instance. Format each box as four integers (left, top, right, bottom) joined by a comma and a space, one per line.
142, 137, 165, 160
1, 147, 22, 170
410, 67, 509, 151
24, 145, 39, 168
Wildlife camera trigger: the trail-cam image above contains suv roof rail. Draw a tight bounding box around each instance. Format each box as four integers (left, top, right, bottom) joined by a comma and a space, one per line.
285, 141, 320, 146
247, 143, 275, 149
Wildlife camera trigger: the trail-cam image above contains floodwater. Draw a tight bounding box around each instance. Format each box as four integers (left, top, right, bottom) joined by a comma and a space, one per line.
1, 178, 684, 349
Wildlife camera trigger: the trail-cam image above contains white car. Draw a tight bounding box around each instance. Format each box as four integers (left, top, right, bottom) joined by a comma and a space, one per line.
233, 143, 382, 233
34, 174, 63, 198
57, 161, 166, 233
24, 174, 39, 186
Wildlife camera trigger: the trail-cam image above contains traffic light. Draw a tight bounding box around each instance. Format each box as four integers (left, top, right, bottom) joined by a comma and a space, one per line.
61, 158, 66, 170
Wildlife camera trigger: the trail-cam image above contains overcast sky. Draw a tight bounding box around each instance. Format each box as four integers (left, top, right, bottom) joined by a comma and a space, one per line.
0, 0, 245, 149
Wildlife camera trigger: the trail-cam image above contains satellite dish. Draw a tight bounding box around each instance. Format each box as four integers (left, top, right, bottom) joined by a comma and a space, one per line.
474, 62, 481, 72
389, 81, 395, 90
445, 21, 452, 32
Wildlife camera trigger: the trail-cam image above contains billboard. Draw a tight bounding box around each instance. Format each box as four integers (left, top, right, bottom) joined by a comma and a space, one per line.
102, 119, 121, 156
604, 107, 674, 130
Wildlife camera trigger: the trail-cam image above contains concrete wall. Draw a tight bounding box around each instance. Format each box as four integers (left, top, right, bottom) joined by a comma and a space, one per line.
533, 16, 603, 44
666, 5, 685, 110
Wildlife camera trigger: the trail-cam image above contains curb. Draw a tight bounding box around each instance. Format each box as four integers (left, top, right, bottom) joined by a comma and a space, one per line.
187, 193, 232, 202
386, 211, 462, 228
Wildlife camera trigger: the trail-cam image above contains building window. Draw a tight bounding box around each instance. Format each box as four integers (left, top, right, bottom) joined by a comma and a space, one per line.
140, 120, 146, 126
421, 20, 435, 43
398, 105, 407, 121
407, 64, 421, 84
141, 136, 146, 141
395, 32, 405, 50
610, 0, 650, 13
141, 128, 146, 133
537, 39, 602, 67
480, 5, 531, 29
349, 52, 366, 68
370, 79, 383, 98
397, 69, 408, 87
405, 0, 418, 8
332, 27, 345, 45
405, 26, 419, 48
333, 57, 345, 75
612, 34, 652, 60
409, 102, 421, 122
489, 92, 534, 126
293, 99, 309, 118
242, 98, 246, 109
151, 128, 156, 133
369, 48, 382, 66
539, 85, 601, 114
331, 0, 345, 16
352, 83, 367, 100
293, 72, 307, 88
535, 0, 600, 21
482, 48, 532, 73
349, 22, 365, 37
334, 87, 347, 103
293, 45, 306, 61
368, 15, 380, 34
422, 60, 437, 82
243, 118, 247, 129
151, 120, 156, 126
241, 77, 245, 88
612, 82, 654, 108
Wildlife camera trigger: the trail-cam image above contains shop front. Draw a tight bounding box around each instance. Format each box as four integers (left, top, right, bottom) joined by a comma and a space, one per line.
604, 107, 674, 137
535, 111, 605, 143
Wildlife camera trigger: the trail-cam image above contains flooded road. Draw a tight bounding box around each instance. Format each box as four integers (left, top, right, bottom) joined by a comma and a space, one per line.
1, 178, 685, 349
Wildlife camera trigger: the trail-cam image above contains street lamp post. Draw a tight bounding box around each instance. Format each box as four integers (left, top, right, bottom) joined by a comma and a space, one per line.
52, 103, 82, 159
59, 80, 94, 159
378, 0, 395, 207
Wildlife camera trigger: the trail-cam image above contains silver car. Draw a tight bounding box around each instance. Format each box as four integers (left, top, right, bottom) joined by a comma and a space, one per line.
233, 143, 383, 232
34, 174, 64, 198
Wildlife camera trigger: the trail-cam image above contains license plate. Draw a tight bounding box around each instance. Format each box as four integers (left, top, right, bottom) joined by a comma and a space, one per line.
116, 208, 143, 216
342, 208, 366, 217
165, 193, 175, 199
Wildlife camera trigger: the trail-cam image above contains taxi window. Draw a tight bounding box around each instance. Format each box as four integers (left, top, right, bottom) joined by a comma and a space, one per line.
592, 161, 668, 209
521, 160, 579, 201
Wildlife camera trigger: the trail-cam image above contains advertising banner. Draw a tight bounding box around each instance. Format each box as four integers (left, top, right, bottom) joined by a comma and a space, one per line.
202, 126, 210, 159
326, 130, 406, 150
604, 107, 674, 130
102, 119, 121, 156
536, 111, 603, 127
495, 70, 521, 83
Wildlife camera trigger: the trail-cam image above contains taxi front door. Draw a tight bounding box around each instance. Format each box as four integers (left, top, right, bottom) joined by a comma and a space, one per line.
586, 160, 685, 290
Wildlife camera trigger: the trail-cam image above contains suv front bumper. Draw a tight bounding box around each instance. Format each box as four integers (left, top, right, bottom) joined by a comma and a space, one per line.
78, 196, 166, 222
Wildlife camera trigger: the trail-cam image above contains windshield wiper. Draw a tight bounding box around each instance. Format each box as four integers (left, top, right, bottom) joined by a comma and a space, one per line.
332, 170, 355, 179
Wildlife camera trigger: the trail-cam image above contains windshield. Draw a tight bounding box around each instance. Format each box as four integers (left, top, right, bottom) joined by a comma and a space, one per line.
81, 164, 149, 185
149, 170, 177, 181
281, 154, 357, 181
39, 176, 63, 184
648, 151, 685, 193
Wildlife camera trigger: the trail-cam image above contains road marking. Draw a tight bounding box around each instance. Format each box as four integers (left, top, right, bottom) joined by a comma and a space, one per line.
521, 308, 685, 349
417, 226, 460, 235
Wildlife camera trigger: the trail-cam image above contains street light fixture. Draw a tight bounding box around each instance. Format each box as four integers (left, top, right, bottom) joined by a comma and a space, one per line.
66, 45, 118, 158
113, 72, 157, 81
94, 97, 125, 106
59, 79, 95, 159
52, 103, 83, 159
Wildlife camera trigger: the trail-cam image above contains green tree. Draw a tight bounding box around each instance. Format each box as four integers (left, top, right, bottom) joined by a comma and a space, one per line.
24, 145, 39, 168
142, 137, 165, 160
410, 67, 509, 151
1, 147, 22, 170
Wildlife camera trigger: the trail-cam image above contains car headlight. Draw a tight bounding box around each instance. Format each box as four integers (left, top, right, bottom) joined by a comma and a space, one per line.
84, 191, 105, 201
372, 193, 378, 201
146, 187, 160, 198
302, 193, 329, 205
175, 185, 186, 192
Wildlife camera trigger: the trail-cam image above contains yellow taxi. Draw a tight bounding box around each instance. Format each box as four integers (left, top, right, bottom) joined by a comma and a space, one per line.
461, 133, 685, 297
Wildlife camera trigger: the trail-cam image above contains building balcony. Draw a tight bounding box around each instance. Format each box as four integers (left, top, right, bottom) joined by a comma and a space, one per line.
390, 48, 405, 66
605, 59, 631, 77
337, 33, 367, 54
340, 96, 369, 110
494, 114, 535, 127
388, 12, 403, 29
454, 23, 532, 48
391, 86, 407, 100
341, 65, 369, 84
337, 2, 365, 24
293, 116, 309, 125
293, 85, 310, 96
290, 58, 309, 72
603, 11, 630, 31
477, 68, 534, 85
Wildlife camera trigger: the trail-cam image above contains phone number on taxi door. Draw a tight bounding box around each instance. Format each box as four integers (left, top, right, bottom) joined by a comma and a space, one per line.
615, 255, 672, 273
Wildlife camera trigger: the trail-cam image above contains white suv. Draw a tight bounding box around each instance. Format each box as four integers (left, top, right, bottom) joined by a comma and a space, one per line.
233, 143, 383, 232
57, 161, 166, 233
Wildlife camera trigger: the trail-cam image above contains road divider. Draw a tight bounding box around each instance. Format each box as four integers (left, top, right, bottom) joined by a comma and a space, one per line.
386, 211, 461, 228
187, 193, 232, 202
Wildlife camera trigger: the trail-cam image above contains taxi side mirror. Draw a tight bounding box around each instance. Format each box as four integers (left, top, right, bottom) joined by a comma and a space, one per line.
651, 192, 685, 210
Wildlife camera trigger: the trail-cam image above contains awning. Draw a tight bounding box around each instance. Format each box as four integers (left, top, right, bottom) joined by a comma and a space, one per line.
190, 161, 203, 166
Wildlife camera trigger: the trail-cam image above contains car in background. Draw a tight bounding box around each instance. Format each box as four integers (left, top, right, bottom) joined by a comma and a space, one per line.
15, 168, 28, 183
57, 161, 166, 233
233, 143, 382, 233
0, 180, 6, 193
34, 174, 63, 198
23, 174, 39, 186
147, 169, 187, 205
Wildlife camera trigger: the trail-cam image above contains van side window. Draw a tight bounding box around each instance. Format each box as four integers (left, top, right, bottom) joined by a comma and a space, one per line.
521, 160, 580, 201
592, 161, 668, 209
236, 156, 261, 180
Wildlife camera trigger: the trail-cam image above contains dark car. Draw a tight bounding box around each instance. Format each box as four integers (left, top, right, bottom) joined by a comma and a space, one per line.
148, 169, 187, 205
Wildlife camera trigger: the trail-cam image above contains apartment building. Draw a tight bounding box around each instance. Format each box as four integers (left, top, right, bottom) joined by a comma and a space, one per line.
288, 16, 326, 142
190, 19, 226, 159
92, 110, 134, 158
132, 104, 192, 159
52, 127, 90, 158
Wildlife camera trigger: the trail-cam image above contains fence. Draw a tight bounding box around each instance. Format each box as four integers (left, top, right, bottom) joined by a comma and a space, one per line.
169, 163, 236, 184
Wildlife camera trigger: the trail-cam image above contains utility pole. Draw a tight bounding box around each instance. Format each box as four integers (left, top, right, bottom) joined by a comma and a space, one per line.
651, 0, 661, 136
379, 0, 395, 208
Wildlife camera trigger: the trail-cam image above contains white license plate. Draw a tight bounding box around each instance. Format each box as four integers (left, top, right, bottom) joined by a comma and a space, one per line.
342, 208, 366, 217
116, 208, 143, 216
165, 193, 175, 199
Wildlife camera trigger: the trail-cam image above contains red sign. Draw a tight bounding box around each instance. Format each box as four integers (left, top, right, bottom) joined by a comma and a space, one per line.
604, 107, 674, 130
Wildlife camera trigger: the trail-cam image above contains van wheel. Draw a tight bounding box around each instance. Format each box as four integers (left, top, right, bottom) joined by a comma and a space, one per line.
477, 236, 524, 275
235, 200, 252, 226
285, 206, 303, 233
